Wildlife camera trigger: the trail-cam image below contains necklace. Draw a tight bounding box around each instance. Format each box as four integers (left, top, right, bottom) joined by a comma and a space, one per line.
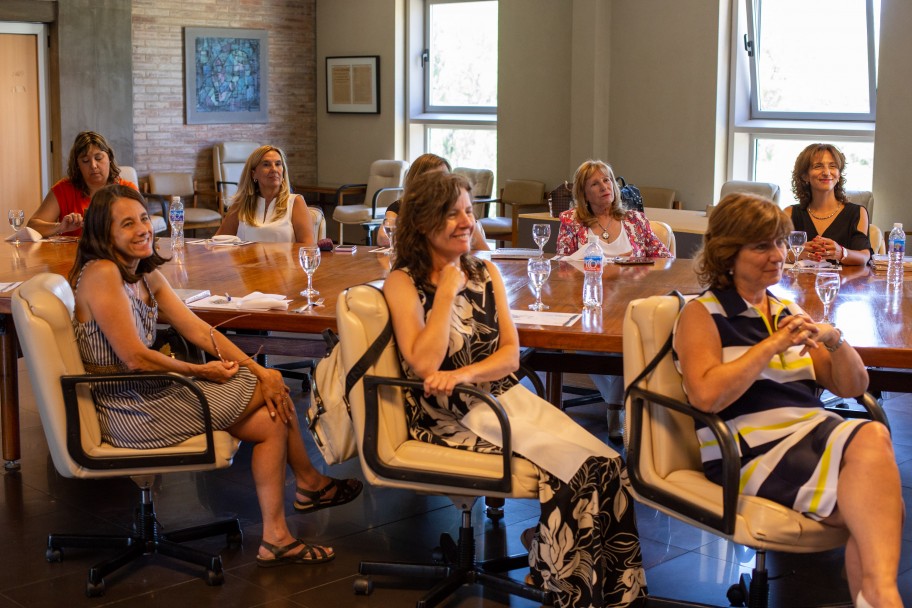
594, 217, 613, 241
807, 204, 842, 221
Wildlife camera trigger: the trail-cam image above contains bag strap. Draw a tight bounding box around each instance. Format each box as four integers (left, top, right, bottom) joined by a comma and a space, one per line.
623, 290, 686, 404
342, 284, 393, 398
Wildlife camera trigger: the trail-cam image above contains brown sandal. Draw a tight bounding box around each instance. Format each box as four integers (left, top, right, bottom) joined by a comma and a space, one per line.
293, 477, 363, 513
256, 538, 334, 567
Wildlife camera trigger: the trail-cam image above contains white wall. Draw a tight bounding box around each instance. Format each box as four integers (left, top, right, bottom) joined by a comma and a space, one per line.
316, 0, 405, 185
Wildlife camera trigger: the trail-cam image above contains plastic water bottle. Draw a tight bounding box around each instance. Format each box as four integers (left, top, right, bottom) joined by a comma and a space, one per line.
582, 234, 604, 309
887, 222, 905, 288
169, 196, 184, 250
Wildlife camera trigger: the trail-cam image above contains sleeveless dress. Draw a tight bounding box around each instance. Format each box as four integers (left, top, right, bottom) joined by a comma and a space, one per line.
237, 196, 295, 242
399, 260, 647, 608
788, 202, 873, 261
674, 288, 869, 520
73, 265, 256, 449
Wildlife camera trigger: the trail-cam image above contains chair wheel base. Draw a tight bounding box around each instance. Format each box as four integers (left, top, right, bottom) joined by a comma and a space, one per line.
353, 576, 373, 595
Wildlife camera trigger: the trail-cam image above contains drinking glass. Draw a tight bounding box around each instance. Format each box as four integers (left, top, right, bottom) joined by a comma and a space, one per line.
8, 210, 24, 245
788, 230, 807, 271
532, 223, 551, 258
815, 271, 840, 324
298, 246, 321, 298
382, 217, 397, 255
527, 258, 551, 311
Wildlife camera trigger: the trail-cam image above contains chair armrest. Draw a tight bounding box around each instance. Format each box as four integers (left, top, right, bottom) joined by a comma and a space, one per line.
60, 372, 217, 470
361, 376, 514, 494
370, 187, 404, 218
858, 391, 890, 430
626, 385, 740, 535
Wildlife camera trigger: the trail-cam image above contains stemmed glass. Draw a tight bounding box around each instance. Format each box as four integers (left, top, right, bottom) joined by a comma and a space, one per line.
815, 271, 840, 324
382, 217, 397, 255
532, 223, 551, 258
8, 210, 24, 245
298, 246, 321, 298
527, 258, 551, 311
788, 231, 807, 272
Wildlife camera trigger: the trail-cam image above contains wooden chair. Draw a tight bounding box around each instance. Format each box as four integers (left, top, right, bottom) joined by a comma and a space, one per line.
147, 172, 223, 236
477, 179, 546, 247
120, 166, 167, 234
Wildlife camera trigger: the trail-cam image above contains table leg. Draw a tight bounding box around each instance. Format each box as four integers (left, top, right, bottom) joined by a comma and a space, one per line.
0, 314, 20, 471
546, 371, 563, 409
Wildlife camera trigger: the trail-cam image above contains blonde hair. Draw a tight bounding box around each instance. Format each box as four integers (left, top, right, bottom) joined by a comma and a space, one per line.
231, 145, 294, 226
571, 160, 626, 227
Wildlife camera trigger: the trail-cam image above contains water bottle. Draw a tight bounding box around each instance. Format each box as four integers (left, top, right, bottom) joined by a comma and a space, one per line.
582, 234, 604, 309
169, 196, 184, 250
887, 222, 905, 287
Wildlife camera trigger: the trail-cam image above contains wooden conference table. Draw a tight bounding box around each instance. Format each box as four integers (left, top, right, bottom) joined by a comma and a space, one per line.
0, 240, 909, 467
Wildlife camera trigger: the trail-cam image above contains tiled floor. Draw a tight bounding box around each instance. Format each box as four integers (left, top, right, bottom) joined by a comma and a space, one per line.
1, 360, 910, 607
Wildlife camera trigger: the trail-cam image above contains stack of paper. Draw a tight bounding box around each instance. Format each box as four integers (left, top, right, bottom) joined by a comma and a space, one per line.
491, 248, 544, 259
871, 254, 912, 274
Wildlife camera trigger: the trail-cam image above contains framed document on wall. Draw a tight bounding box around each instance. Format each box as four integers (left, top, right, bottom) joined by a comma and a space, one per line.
326, 56, 380, 114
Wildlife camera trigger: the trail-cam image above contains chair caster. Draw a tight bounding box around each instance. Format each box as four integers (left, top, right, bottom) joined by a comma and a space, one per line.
727, 582, 746, 606
86, 578, 105, 597
46, 548, 63, 563
205, 569, 224, 586
226, 529, 243, 548
353, 575, 373, 595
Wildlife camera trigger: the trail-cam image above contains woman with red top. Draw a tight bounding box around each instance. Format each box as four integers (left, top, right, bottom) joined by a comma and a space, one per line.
28, 131, 138, 237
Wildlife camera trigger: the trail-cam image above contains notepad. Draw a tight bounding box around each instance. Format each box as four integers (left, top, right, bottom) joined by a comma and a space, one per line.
172, 288, 211, 304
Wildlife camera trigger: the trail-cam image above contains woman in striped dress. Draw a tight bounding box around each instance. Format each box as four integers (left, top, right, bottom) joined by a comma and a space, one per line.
68, 185, 362, 567
674, 193, 902, 608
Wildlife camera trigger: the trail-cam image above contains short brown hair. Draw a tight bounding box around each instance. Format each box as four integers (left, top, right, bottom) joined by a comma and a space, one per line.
66, 131, 121, 196
571, 160, 626, 227
695, 193, 792, 290
790, 143, 849, 207
68, 184, 168, 288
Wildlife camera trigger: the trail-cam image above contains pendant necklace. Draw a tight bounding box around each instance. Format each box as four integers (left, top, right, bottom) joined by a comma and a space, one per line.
808, 204, 842, 221
595, 217, 612, 241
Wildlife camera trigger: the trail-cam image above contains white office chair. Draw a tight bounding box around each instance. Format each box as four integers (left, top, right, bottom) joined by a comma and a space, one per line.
648, 220, 676, 257
452, 167, 495, 200
213, 141, 261, 209
869, 224, 885, 255
622, 294, 888, 607
11, 273, 242, 597
846, 190, 874, 224
119, 166, 166, 234
332, 160, 409, 245
720, 180, 781, 205
336, 283, 551, 607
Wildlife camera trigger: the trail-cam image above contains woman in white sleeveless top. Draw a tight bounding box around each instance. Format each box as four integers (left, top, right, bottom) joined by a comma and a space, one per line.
215, 145, 316, 245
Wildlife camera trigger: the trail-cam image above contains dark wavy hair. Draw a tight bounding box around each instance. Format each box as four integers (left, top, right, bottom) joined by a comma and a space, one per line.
68, 185, 169, 288
695, 192, 793, 290
392, 171, 484, 293
66, 131, 121, 197
790, 143, 849, 208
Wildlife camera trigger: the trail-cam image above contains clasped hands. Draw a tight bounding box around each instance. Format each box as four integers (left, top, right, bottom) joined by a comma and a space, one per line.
776, 314, 841, 355
802, 236, 843, 262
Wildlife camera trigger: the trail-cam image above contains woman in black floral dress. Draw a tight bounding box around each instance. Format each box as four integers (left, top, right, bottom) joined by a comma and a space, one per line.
383, 172, 647, 607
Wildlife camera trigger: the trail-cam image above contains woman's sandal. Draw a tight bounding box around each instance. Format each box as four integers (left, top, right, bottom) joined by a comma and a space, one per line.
256, 538, 335, 567
293, 477, 363, 513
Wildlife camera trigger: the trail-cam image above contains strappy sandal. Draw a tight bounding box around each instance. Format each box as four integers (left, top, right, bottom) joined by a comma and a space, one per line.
294, 477, 363, 513
256, 538, 335, 567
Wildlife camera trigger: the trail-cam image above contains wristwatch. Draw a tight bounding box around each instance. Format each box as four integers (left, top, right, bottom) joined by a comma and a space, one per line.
840, 245, 848, 261
825, 328, 845, 352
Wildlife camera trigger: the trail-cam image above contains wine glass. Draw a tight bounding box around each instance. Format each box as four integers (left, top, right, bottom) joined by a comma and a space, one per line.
8, 210, 24, 245
532, 223, 551, 258
815, 271, 840, 324
298, 246, 321, 298
788, 230, 807, 272
382, 217, 397, 255
527, 258, 551, 311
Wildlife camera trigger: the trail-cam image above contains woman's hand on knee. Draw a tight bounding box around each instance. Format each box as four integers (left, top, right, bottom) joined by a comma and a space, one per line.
255, 368, 294, 423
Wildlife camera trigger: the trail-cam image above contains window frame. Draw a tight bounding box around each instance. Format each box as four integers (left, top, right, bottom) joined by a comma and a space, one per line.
744, 0, 878, 121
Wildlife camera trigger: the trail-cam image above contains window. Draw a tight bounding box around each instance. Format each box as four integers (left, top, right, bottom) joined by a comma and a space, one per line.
731, 0, 880, 205
410, 0, 498, 190
745, 0, 879, 120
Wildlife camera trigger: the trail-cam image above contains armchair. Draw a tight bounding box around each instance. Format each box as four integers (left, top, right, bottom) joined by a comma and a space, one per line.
622, 294, 888, 607
147, 172, 223, 236
332, 159, 409, 245
10, 273, 242, 597
477, 179, 546, 247
719, 180, 781, 205
212, 141, 260, 210
336, 283, 552, 607
120, 165, 167, 234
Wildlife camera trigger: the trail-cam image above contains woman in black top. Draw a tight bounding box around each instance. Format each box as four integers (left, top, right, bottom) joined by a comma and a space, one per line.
786, 143, 872, 265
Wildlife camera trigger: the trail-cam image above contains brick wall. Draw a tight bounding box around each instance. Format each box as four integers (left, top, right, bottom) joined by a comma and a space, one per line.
131, 0, 316, 193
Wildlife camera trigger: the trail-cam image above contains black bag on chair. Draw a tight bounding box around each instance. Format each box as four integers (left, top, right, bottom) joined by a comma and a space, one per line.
616, 177, 644, 213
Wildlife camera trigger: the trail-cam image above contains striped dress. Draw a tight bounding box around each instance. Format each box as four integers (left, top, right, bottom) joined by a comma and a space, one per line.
73, 266, 256, 449
674, 288, 868, 521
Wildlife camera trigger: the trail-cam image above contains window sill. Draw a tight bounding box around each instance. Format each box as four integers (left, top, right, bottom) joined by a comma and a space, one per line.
410, 113, 497, 126
733, 118, 875, 137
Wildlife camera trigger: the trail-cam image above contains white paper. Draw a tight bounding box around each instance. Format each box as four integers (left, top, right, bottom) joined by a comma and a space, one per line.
188, 291, 290, 311
5, 227, 42, 242
0, 282, 23, 292
510, 310, 581, 327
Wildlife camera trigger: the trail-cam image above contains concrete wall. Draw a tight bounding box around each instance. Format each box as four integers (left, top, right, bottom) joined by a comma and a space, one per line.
315, 0, 405, 186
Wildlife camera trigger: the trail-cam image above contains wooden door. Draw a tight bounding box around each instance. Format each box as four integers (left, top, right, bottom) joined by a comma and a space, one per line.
0, 32, 42, 232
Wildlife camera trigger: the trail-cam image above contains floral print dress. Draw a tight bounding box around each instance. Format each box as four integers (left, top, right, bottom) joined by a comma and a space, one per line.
398, 260, 647, 607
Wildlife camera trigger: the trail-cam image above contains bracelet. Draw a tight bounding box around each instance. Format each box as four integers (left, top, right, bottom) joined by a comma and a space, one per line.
825, 328, 845, 352
840, 245, 848, 261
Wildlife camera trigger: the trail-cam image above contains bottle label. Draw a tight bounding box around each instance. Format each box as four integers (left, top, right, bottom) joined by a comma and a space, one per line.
891, 238, 905, 254
583, 256, 602, 272
170, 209, 184, 223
